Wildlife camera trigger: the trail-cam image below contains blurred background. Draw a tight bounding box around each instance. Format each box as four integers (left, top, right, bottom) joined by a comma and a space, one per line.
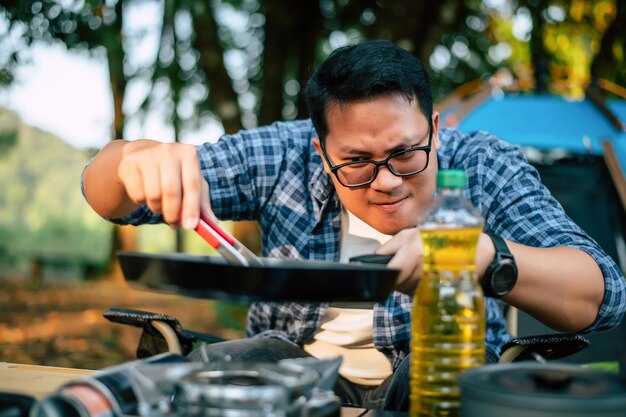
0, 0, 624, 369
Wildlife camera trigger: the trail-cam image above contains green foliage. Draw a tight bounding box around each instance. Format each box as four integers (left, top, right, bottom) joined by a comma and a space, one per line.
0, 130, 17, 156
0, 68, 13, 86
2, 0, 625, 135
0, 111, 18, 156
135, 223, 219, 256
538, 0, 618, 96
0, 1, 119, 81
0, 109, 111, 274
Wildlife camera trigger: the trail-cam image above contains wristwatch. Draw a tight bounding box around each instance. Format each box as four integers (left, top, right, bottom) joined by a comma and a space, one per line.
482, 233, 518, 298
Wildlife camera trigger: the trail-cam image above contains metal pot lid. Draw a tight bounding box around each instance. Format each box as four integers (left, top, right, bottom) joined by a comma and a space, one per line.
459, 363, 626, 410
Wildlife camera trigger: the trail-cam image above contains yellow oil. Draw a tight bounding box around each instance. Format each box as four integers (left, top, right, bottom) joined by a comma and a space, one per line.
410, 226, 485, 417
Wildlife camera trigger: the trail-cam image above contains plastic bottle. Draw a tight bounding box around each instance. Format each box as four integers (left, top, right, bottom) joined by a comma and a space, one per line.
410, 169, 486, 417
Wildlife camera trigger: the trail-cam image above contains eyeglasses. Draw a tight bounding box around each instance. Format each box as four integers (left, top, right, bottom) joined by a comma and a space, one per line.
319, 128, 433, 188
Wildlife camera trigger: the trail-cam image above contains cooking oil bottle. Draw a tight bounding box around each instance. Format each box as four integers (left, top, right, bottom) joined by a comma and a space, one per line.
410, 169, 485, 417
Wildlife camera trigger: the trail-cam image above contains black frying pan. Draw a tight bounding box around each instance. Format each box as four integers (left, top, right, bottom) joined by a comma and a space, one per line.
117, 251, 399, 303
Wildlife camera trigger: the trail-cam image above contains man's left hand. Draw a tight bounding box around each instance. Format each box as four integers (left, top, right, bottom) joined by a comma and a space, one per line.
375, 228, 424, 295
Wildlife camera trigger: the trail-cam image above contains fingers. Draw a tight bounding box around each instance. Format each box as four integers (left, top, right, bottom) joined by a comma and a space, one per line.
395, 260, 423, 294
160, 154, 182, 226
180, 149, 218, 229
118, 141, 209, 228
119, 163, 146, 205
200, 179, 219, 224
143, 161, 164, 216
376, 228, 424, 295
179, 154, 200, 229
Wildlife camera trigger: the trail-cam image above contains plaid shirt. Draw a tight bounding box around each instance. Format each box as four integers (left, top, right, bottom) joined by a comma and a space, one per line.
110, 120, 626, 370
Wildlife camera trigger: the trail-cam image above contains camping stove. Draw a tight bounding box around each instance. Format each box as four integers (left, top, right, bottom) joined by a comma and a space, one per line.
30, 349, 342, 417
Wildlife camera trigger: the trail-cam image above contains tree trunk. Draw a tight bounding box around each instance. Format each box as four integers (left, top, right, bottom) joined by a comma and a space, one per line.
295, 1, 323, 119
336, 1, 464, 75
105, 0, 135, 279
190, 1, 242, 134
258, 0, 290, 125
409, 1, 466, 67
259, 0, 325, 124
105, 1, 126, 140
525, 1, 549, 93
191, 1, 263, 249
172, 79, 184, 252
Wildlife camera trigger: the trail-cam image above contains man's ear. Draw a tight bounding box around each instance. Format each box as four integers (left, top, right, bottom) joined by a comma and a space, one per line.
312, 137, 332, 174
431, 111, 441, 150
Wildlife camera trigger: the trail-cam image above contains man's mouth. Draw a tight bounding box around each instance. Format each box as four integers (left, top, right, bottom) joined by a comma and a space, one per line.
370, 196, 408, 209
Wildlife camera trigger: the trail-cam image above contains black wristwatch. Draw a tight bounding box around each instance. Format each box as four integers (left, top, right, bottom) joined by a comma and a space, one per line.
482, 233, 518, 298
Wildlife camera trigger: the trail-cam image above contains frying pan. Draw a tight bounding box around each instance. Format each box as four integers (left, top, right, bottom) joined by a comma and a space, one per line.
117, 251, 400, 303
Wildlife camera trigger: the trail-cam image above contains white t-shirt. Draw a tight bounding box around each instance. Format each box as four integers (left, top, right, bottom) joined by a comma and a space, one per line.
303, 209, 393, 386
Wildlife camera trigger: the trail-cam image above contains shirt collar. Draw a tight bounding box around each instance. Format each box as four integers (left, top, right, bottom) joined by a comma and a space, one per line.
308, 133, 340, 225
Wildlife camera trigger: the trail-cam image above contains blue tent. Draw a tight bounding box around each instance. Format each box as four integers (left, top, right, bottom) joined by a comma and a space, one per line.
457, 94, 624, 155
438, 85, 626, 268
437, 83, 626, 364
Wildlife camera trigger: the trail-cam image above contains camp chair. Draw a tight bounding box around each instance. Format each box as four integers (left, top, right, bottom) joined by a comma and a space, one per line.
103, 307, 226, 359
103, 307, 590, 363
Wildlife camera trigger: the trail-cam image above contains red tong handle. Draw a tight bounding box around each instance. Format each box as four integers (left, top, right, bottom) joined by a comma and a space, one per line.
194, 218, 221, 249
196, 214, 235, 247
194, 214, 262, 266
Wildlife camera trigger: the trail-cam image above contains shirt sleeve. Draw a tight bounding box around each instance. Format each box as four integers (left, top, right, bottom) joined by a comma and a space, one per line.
196, 123, 290, 221
460, 130, 626, 332
104, 122, 305, 226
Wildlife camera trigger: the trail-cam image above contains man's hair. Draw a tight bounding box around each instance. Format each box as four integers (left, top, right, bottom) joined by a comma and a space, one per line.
306, 39, 433, 142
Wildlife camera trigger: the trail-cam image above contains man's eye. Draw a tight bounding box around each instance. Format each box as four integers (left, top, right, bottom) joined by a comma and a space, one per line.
348, 157, 369, 162
393, 152, 413, 161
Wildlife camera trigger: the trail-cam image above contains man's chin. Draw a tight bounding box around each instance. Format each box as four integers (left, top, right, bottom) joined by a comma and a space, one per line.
373, 220, 416, 236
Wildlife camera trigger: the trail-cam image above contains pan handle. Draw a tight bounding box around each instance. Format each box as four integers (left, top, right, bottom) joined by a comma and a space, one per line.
349, 254, 393, 265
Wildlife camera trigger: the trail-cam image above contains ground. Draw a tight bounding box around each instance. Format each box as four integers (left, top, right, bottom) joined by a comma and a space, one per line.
0, 274, 246, 370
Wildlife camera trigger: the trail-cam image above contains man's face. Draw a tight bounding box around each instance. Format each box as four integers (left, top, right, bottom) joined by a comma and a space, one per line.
313, 93, 440, 235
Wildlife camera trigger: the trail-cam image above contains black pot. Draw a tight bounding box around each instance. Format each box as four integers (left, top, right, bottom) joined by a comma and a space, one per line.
458, 363, 626, 417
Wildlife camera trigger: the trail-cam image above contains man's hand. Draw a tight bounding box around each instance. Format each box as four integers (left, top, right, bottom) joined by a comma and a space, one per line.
375, 228, 424, 295
375, 231, 497, 296
84, 139, 217, 228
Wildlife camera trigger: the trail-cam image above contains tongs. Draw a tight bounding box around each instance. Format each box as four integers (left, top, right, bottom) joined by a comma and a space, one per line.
194, 214, 264, 267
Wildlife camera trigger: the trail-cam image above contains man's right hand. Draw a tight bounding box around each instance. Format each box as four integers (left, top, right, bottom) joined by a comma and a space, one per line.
83, 139, 217, 229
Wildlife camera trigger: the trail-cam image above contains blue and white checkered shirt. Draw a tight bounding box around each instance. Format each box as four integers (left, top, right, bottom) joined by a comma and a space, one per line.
109, 120, 626, 370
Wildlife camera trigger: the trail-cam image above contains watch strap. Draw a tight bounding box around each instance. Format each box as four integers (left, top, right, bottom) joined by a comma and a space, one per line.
489, 233, 511, 256
483, 233, 517, 298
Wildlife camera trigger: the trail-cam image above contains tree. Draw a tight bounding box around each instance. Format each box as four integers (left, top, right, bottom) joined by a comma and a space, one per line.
591, 0, 626, 88
1, 0, 245, 255
1, 1, 127, 136
257, 0, 322, 124
0, 0, 134, 276
531, 0, 622, 96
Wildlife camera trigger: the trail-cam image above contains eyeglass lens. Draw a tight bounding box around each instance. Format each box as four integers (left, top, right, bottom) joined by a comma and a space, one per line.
336, 148, 429, 186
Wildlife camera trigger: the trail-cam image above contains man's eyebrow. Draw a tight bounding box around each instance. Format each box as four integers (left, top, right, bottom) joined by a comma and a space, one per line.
337, 135, 426, 155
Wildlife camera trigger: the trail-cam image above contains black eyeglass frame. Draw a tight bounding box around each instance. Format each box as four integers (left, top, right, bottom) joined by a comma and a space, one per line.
319, 125, 433, 188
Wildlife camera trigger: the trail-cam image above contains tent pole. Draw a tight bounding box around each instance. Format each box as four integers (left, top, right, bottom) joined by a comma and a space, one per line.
602, 141, 626, 213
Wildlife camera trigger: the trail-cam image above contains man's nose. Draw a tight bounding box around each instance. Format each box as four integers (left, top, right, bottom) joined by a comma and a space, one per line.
370, 165, 402, 190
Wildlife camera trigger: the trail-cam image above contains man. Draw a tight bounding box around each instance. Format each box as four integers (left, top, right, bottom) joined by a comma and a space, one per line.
82, 40, 625, 410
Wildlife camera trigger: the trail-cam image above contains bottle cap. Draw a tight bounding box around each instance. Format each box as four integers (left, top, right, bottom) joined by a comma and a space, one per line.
437, 170, 467, 188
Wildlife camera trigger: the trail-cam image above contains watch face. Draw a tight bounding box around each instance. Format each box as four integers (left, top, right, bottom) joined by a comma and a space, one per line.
493, 262, 518, 296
